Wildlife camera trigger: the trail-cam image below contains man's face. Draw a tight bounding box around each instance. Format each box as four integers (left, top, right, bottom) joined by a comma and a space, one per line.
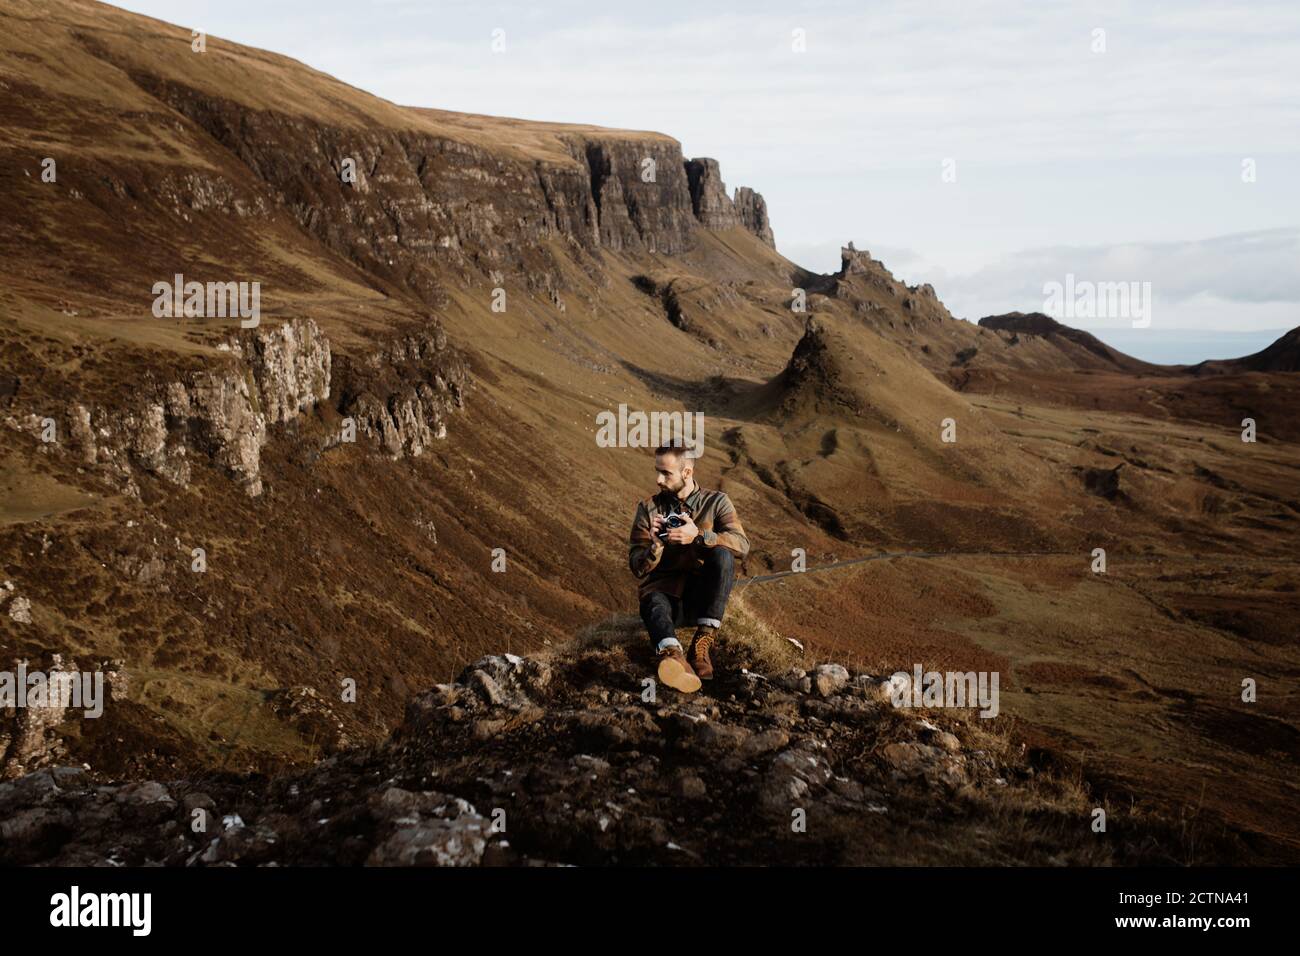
654, 452, 692, 495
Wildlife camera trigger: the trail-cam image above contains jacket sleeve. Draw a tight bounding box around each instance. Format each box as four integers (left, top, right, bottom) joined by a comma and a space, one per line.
705, 493, 750, 560
629, 499, 665, 578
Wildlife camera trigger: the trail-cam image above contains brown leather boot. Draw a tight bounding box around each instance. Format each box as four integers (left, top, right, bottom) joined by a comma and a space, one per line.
690, 629, 716, 681
657, 644, 702, 694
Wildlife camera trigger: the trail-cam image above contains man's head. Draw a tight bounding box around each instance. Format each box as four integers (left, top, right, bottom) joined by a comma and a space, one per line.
654, 443, 698, 496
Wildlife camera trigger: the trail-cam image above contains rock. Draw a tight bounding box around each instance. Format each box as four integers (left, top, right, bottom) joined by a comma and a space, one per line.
457, 654, 552, 711
200, 823, 280, 865
7, 596, 32, 624
689, 720, 749, 753
182, 792, 217, 819
775, 668, 806, 692
733, 186, 775, 247
812, 664, 850, 697
685, 158, 739, 229
573, 754, 610, 775
268, 686, 351, 752
935, 732, 962, 753
9, 770, 61, 802
827, 776, 869, 804
1, 656, 83, 778
0, 806, 73, 855
50, 766, 89, 790
0, 646, 1058, 864
878, 672, 911, 706
365, 789, 490, 867
472, 719, 507, 739
880, 742, 930, 776
469, 670, 505, 707
673, 773, 707, 800
115, 780, 172, 805
758, 746, 834, 817
575, 713, 632, 749
739, 728, 790, 759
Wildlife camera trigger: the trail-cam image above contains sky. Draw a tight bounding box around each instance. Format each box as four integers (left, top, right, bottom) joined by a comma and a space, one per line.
116, 0, 1300, 362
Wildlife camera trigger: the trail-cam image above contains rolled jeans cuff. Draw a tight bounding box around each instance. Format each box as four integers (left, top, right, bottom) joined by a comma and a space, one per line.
656, 637, 683, 652
695, 618, 721, 629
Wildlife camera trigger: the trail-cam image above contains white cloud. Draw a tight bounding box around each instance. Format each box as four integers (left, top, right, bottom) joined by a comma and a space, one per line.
905, 228, 1300, 330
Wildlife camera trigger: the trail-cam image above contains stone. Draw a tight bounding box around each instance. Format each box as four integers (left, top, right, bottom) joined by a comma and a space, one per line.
8, 596, 32, 624
936, 732, 963, 753
674, 773, 708, 800
458, 654, 552, 711
812, 664, 850, 697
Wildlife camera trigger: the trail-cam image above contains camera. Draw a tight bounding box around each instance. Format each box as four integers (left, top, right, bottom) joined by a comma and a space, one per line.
655, 512, 688, 540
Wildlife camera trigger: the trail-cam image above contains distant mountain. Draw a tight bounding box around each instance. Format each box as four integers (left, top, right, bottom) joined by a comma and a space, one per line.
976, 312, 1162, 373
1193, 326, 1300, 374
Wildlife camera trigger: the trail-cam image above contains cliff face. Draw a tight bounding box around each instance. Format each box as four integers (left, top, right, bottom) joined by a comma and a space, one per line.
80, 70, 774, 306
734, 186, 775, 247
3, 318, 464, 497
685, 158, 775, 247
685, 157, 739, 229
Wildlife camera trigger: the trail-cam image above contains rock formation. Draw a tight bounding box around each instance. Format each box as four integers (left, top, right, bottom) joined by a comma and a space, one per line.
685, 157, 740, 229
733, 186, 775, 247
0, 640, 1228, 866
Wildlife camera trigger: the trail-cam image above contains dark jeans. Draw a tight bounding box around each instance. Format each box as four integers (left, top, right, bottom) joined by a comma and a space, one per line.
639, 547, 735, 652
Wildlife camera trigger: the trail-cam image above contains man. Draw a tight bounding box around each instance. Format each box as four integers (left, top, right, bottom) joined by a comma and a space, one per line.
628, 443, 750, 693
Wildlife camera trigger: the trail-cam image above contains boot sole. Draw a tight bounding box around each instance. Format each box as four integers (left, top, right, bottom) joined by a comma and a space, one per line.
658, 656, 702, 694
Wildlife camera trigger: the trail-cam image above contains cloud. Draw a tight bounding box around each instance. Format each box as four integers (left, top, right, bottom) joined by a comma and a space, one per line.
906, 228, 1300, 330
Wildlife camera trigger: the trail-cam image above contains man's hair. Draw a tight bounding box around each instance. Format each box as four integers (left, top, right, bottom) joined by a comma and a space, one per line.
654, 442, 699, 465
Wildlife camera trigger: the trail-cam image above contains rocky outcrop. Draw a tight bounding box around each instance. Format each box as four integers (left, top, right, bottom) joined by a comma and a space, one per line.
686, 158, 775, 247
577, 139, 697, 254
733, 186, 775, 247
0, 639, 1212, 866
0, 655, 127, 780
685, 157, 740, 229
838, 242, 891, 278
4, 316, 465, 495
5, 318, 331, 497
335, 325, 467, 459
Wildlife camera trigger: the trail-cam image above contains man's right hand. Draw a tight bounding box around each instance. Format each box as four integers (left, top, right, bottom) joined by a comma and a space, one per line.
649, 514, 665, 544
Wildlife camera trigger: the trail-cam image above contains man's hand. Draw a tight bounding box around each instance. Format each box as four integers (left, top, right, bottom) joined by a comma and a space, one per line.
649, 513, 665, 546
663, 515, 699, 545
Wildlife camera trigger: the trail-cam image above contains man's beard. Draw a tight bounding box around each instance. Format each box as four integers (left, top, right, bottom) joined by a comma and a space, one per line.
663, 474, 686, 494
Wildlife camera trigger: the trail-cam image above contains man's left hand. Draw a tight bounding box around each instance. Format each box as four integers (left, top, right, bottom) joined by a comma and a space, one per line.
664, 516, 699, 545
